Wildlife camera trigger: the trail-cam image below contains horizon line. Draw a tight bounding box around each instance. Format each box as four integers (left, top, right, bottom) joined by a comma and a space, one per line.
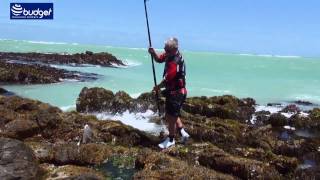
0, 38, 319, 59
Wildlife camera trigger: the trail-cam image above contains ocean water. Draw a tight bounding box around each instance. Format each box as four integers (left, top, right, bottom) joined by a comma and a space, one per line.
1, 39, 320, 109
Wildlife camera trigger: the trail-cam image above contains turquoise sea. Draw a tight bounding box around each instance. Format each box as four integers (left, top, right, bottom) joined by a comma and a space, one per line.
1, 39, 320, 110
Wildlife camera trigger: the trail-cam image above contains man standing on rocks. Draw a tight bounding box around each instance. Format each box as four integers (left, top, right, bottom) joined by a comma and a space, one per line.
148, 37, 190, 149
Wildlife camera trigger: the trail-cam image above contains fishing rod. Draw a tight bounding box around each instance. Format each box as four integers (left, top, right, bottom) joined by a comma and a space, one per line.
144, 0, 162, 118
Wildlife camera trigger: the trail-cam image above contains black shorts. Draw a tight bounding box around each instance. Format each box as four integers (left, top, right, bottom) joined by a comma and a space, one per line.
163, 91, 186, 117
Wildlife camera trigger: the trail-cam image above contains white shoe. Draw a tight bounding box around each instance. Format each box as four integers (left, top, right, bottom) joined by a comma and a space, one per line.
180, 128, 190, 144
158, 137, 175, 149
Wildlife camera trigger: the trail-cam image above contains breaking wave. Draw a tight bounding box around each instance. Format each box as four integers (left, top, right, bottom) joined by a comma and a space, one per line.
238, 53, 301, 59
94, 110, 166, 134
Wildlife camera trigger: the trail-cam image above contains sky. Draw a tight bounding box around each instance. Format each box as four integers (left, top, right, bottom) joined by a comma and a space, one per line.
1, 0, 320, 57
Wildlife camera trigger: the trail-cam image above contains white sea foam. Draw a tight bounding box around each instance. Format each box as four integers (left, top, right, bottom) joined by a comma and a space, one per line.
255, 105, 283, 114
72, 63, 101, 68
24, 40, 67, 45
238, 53, 272, 57
60, 105, 76, 112
94, 110, 165, 134
299, 112, 309, 117
129, 47, 146, 51
88, 64, 101, 68
130, 93, 142, 98
284, 125, 296, 131
0, 39, 80, 46
257, 105, 297, 119
110, 63, 126, 68
274, 55, 301, 58
238, 53, 301, 59
250, 104, 311, 124
62, 79, 81, 82
128, 47, 162, 52
111, 59, 142, 68
50, 64, 60, 68
297, 160, 316, 170
200, 88, 231, 94
239, 53, 255, 57
281, 112, 295, 118
257, 54, 273, 58
251, 104, 288, 124
7, 60, 29, 65
123, 59, 142, 67
250, 115, 257, 124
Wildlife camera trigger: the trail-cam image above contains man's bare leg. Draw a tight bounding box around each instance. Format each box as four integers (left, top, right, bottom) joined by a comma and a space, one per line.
176, 117, 183, 128
175, 117, 190, 143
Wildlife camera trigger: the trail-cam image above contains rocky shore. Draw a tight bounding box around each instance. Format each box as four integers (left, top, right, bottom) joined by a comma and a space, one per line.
0, 60, 98, 84
1, 86, 320, 179
0, 51, 126, 67
0, 50, 126, 85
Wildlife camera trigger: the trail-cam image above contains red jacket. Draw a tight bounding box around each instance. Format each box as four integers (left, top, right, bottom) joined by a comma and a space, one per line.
157, 51, 187, 95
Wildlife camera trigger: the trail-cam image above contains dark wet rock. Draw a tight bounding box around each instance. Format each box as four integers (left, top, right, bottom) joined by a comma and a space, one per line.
273, 139, 307, 157
0, 137, 40, 179
238, 122, 312, 159
134, 92, 156, 112
112, 91, 134, 113
0, 87, 15, 96
134, 148, 235, 179
198, 148, 280, 179
182, 95, 256, 122
288, 108, 320, 130
85, 51, 94, 56
41, 164, 106, 180
267, 103, 283, 107
242, 125, 275, 150
76, 87, 255, 122
232, 147, 298, 175
2, 91, 319, 178
294, 100, 314, 106
165, 143, 282, 179
0, 95, 158, 147
179, 110, 300, 170
76, 87, 163, 114
133, 92, 165, 113
47, 111, 158, 147
0, 60, 97, 84
300, 108, 320, 130
254, 110, 271, 126
0, 96, 62, 140
289, 113, 312, 129
76, 87, 115, 113
240, 123, 318, 159
268, 113, 288, 127
179, 111, 300, 175
294, 166, 320, 180
281, 104, 300, 113
0, 51, 125, 67
181, 115, 246, 151
0, 87, 8, 94
27, 142, 138, 166
4, 119, 39, 139
310, 108, 320, 121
